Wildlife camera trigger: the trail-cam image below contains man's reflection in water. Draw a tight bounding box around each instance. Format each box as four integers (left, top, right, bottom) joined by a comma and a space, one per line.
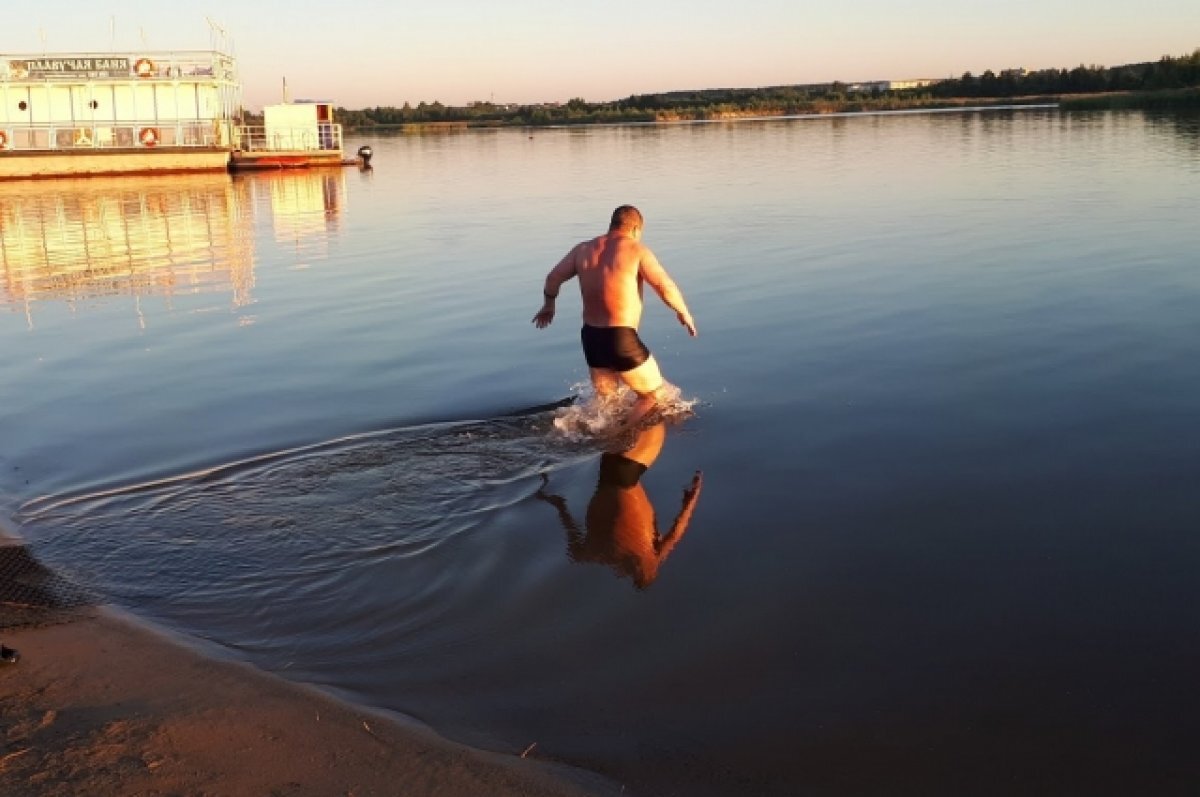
537, 421, 702, 590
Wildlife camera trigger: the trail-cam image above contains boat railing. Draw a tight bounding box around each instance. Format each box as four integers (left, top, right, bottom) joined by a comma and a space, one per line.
0, 120, 236, 151
233, 124, 343, 153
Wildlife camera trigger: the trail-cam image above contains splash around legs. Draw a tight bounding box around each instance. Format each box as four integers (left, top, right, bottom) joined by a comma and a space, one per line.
552, 377, 696, 444
587, 354, 669, 430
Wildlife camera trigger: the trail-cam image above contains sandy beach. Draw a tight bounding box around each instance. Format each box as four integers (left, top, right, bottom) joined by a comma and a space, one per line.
0, 535, 619, 797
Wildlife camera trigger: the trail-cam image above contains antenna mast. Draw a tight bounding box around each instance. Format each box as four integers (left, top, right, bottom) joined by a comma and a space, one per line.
205, 16, 229, 52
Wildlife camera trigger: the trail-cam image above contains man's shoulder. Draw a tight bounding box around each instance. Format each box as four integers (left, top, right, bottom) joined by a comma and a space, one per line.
631, 240, 657, 262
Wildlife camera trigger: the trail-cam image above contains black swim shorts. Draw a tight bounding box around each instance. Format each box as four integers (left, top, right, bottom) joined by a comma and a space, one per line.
580, 325, 651, 372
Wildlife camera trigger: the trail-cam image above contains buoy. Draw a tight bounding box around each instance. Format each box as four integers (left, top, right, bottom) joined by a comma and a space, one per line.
139, 127, 159, 147
134, 58, 155, 78
0, 130, 8, 149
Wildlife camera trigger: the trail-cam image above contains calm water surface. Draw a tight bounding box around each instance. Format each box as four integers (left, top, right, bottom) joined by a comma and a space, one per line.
3, 109, 1200, 796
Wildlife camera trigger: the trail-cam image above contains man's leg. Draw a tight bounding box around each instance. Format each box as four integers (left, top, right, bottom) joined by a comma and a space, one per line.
619, 356, 666, 428
589, 367, 620, 399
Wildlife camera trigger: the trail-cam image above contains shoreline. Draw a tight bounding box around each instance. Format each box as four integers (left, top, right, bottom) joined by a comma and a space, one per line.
340, 88, 1200, 136
0, 533, 621, 796
343, 97, 1064, 133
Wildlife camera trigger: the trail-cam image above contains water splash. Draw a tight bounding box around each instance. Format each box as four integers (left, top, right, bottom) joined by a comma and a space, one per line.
550, 382, 698, 444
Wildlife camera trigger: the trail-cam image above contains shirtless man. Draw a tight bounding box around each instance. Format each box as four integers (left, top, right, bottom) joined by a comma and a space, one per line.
532, 205, 697, 427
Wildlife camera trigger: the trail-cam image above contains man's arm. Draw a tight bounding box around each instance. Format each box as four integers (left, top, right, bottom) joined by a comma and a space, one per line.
532, 245, 580, 329
639, 247, 697, 336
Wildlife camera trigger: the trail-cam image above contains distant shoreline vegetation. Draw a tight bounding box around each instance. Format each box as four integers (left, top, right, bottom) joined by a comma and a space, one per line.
335, 50, 1200, 131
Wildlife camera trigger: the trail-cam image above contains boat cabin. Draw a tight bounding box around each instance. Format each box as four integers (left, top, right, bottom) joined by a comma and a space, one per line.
0, 51, 241, 152
262, 101, 339, 151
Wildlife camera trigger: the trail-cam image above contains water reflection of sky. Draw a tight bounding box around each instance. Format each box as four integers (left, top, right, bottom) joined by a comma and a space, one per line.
0, 170, 347, 328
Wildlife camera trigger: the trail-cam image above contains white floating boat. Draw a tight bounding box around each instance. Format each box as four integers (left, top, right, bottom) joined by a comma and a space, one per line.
1, 50, 356, 179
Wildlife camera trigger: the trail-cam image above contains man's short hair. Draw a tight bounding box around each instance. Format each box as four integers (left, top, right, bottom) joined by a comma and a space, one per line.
609, 205, 644, 231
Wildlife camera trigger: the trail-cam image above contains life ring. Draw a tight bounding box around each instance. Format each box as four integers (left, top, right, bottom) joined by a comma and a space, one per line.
134, 58, 155, 78
139, 127, 159, 147
0, 130, 8, 149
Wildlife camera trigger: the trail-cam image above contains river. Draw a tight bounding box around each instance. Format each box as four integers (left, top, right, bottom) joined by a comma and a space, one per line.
2, 108, 1199, 796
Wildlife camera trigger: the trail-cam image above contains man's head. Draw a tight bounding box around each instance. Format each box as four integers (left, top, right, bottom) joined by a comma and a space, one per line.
609, 205, 644, 234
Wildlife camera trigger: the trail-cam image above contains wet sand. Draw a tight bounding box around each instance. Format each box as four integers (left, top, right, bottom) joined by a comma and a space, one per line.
0, 536, 620, 797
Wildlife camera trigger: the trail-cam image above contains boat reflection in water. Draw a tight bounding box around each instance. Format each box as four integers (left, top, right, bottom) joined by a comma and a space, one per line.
0, 169, 346, 328
237, 170, 345, 260
536, 421, 703, 590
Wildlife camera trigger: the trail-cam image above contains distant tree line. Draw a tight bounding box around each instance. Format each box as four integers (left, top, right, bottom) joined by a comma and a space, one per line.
334, 49, 1200, 129
334, 99, 654, 129
333, 90, 997, 129
930, 49, 1200, 97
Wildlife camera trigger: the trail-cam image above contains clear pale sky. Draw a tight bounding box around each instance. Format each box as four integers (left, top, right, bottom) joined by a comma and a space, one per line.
5, 1, 1198, 109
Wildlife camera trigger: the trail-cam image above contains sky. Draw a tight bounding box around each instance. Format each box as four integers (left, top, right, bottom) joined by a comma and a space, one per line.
4, 1, 1198, 109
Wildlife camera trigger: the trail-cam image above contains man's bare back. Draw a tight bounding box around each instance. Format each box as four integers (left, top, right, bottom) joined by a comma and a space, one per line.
532, 205, 696, 427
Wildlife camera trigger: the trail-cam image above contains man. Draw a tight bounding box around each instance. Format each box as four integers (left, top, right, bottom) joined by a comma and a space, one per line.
532, 205, 697, 427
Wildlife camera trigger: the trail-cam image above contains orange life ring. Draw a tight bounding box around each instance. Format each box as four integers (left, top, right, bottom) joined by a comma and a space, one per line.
139, 127, 159, 147
0, 130, 8, 149
134, 58, 155, 78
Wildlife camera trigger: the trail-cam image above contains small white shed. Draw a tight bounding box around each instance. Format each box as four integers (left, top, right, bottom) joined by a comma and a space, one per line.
262, 101, 337, 151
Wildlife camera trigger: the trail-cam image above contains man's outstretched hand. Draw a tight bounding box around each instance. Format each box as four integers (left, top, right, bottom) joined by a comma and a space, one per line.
532, 305, 555, 328
678, 312, 698, 337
